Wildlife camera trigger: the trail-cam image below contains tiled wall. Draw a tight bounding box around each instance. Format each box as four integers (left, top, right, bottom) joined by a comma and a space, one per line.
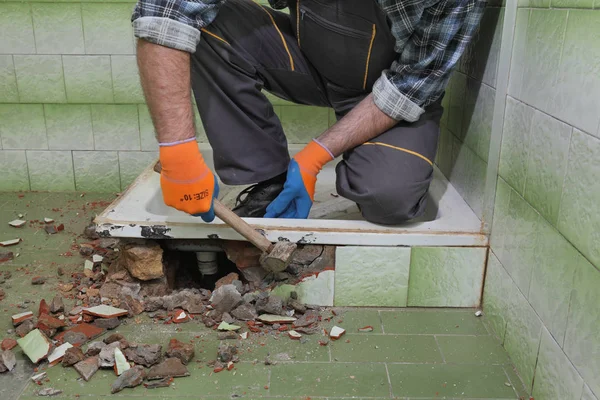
0, 0, 331, 192
435, 4, 504, 220
484, 3, 600, 400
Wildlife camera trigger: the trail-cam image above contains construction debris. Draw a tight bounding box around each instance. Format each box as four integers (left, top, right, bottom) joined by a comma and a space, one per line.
31, 276, 46, 285
85, 342, 106, 357
231, 303, 258, 321
147, 358, 189, 380
166, 339, 194, 365
257, 314, 296, 324
210, 284, 242, 313
256, 295, 284, 315
38, 388, 63, 397
217, 344, 237, 363
475, 310, 483, 317
0, 350, 16, 372
124, 344, 162, 367
17, 329, 52, 363
0, 251, 13, 263
62, 346, 85, 367
217, 321, 241, 331
329, 326, 346, 340
74, 356, 100, 381
1, 338, 17, 351
47, 342, 73, 365
144, 377, 173, 389
358, 326, 374, 333
12, 311, 33, 326
15, 319, 35, 337
8, 220, 26, 228
93, 317, 121, 330
111, 365, 146, 394
84, 305, 128, 318
121, 242, 164, 281
114, 347, 130, 375
288, 330, 302, 340
49, 295, 64, 313
44, 217, 54, 224
99, 342, 122, 368
0, 239, 21, 247
31, 372, 47, 383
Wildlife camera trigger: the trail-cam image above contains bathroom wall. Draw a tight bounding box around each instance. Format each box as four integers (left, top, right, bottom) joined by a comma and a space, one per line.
483, 2, 600, 399
0, 0, 331, 192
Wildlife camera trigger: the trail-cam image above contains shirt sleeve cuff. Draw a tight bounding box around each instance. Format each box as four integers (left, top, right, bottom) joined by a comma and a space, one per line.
372, 72, 425, 122
133, 16, 201, 53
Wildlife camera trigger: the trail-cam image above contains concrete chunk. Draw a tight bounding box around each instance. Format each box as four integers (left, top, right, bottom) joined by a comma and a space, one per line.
147, 358, 189, 380
73, 356, 99, 382
111, 365, 146, 394
121, 242, 164, 281
210, 284, 242, 313
165, 339, 194, 365
124, 344, 162, 367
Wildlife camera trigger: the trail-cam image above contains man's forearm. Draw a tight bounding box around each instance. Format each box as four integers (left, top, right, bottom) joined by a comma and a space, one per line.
317, 94, 397, 156
137, 39, 195, 143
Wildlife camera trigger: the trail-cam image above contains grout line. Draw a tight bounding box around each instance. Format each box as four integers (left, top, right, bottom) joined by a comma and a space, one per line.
29, 3, 38, 54
433, 335, 446, 364
502, 365, 523, 399
555, 126, 574, 227
384, 363, 394, 399
60, 55, 69, 104
378, 310, 385, 334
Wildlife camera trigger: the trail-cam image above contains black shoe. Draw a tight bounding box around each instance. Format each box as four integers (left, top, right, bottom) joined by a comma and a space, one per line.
232, 172, 287, 217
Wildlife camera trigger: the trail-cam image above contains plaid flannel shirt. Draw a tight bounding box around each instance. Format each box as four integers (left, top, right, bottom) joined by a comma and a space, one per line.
132, 0, 486, 122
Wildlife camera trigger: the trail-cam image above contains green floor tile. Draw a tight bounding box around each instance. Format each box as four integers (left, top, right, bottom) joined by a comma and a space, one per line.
380, 310, 488, 335
387, 364, 517, 399
322, 309, 384, 333
503, 364, 530, 400
0, 360, 35, 399
237, 334, 330, 363
269, 363, 390, 398
330, 334, 442, 363
436, 335, 512, 364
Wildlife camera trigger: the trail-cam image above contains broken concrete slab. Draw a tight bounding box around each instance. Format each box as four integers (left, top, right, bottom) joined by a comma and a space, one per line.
114, 347, 130, 375
47, 342, 73, 365
165, 339, 194, 365
8, 219, 26, 228
15, 319, 35, 338
12, 311, 33, 326
257, 314, 296, 324
231, 303, 258, 321
93, 317, 121, 330
83, 305, 128, 319
74, 356, 100, 381
17, 329, 52, 364
147, 358, 189, 380
0, 350, 16, 372
255, 295, 283, 316
99, 342, 121, 368
1, 338, 17, 351
124, 344, 162, 367
38, 388, 62, 397
210, 284, 242, 313
0, 238, 21, 247
49, 295, 64, 314
111, 365, 145, 394
62, 346, 85, 367
121, 242, 164, 281
85, 341, 106, 357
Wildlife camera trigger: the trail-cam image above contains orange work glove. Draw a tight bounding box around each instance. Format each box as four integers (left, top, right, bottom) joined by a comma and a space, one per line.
159, 139, 219, 222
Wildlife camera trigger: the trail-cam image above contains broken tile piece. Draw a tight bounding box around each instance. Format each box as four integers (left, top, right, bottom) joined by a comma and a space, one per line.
144, 377, 173, 389
38, 314, 66, 329
166, 339, 194, 365
240, 332, 248, 340
38, 388, 62, 397
124, 344, 162, 367
17, 329, 52, 364
147, 358, 189, 380
44, 218, 54, 224
329, 326, 346, 340
74, 356, 99, 381
111, 365, 145, 393
99, 342, 121, 368
44, 225, 57, 235
54, 323, 104, 345
12, 311, 33, 326
288, 330, 302, 340
8, 220, 26, 228
83, 305, 128, 319
114, 347, 130, 375
92, 254, 103, 263
85, 341, 106, 357
0, 350, 16, 372
31, 372, 47, 383
84, 260, 94, 271
0, 238, 21, 247
1, 338, 17, 351
475, 310, 483, 317
358, 326, 374, 333
217, 321, 241, 331
173, 309, 189, 323
257, 314, 296, 324
47, 342, 73, 365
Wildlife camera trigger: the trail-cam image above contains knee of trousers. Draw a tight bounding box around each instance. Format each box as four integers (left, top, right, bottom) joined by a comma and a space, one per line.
358, 180, 430, 225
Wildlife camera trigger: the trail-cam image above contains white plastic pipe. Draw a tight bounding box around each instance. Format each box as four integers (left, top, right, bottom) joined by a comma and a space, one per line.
196, 251, 218, 276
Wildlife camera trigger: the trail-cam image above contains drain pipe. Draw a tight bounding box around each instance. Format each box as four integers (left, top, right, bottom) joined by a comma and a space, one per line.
196, 251, 219, 277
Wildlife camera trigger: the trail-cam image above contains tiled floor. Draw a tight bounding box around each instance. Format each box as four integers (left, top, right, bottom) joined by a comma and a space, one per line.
0, 192, 529, 399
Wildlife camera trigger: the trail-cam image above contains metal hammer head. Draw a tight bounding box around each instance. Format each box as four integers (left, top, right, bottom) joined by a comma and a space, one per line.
259, 241, 298, 273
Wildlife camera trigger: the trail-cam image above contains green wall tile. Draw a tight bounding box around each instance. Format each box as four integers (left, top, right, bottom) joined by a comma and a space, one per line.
552, 11, 600, 137
334, 246, 410, 307
523, 110, 572, 225
0, 104, 48, 150
520, 10, 568, 112
552, 0, 595, 6
91, 105, 140, 150
26, 150, 75, 191
532, 328, 585, 400
63, 55, 113, 103
13, 55, 66, 103
490, 177, 512, 262
279, 105, 329, 144
583, 385, 599, 400
557, 129, 600, 270
507, 9, 530, 99
0, 150, 30, 191
0, 56, 18, 103
118, 151, 157, 189
446, 71, 467, 137
462, 78, 495, 162
0, 4, 36, 54
499, 190, 541, 297
529, 219, 579, 345
498, 97, 534, 196
73, 151, 120, 192
564, 257, 600, 397
436, 127, 454, 179
138, 105, 158, 151
482, 251, 512, 342
503, 280, 543, 392
31, 4, 85, 54
407, 247, 486, 307
44, 104, 94, 150
518, 0, 551, 5
449, 140, 487, 219
82, 4, 134, 54
111, 55, 144, 103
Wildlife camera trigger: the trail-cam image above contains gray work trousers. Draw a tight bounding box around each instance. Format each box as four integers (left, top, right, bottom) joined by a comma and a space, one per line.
190, 0, 443, 225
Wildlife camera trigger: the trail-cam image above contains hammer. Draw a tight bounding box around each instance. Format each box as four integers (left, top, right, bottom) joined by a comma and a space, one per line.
153, 161, 296, 273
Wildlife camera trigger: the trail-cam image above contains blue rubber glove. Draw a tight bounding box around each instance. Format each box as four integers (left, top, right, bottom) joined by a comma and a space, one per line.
192, 178, 220, 222
265, 140, 333, 219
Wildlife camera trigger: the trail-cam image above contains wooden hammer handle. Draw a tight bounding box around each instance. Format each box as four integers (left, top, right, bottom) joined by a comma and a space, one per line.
153, 161, 273, 253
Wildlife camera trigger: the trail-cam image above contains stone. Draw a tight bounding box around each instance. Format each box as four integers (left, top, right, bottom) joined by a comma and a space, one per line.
231, 303, 258, 321
16, 329, 52, 364
293, 310, 319, 328
215, 272, 239, 289
111, 365, 146, 393
49, 295, 64, 314
217, 344, 237, 363
255, 295, 283, 316
217, 332, 238, 340
147, 358, 189, 380
83, 224, 99, 240
1, 338, 17, 351
210, 284, 242, 313
0, 350, 16, 372
144, 377, 173, 389
85, 341, 106, 357
165, 339, 194, 365
31, 276, 46, 285
38, 388, 62, 397
74, 356, 100, 381
221, 312, 234, 324
121, 242, 164, 281
124, 344, 162, 367
93, 317, 121, 330
99, 342, 121, 368
121, 295, 144, 316
242, 292, 258, 304
62, 346, 85, 367
47, 343, 73, 365
0, 251, 14, 263
289, 299, 307, 313
239, 267, 268, 286
62, 332, 87, 346
104, 333, 126, 345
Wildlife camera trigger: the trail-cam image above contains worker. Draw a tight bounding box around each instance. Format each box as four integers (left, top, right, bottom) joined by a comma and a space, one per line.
132, 0, 486, 224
